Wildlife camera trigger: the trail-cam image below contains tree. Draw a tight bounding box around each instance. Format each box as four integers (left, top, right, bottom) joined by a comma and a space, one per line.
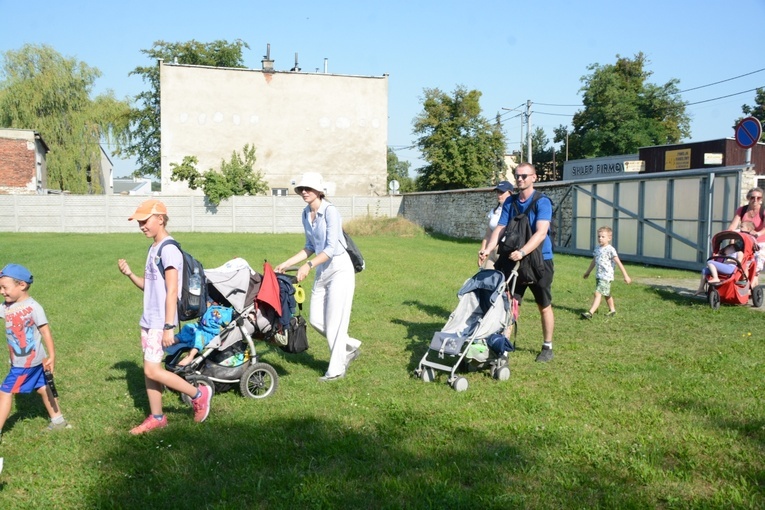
0, 44, 130, 193
739, 87, 765, 141
386, 148, 415, 193
119, 39, 249, 179
170, 144, 268, 206
569, 53, 689, 159
413, 86, 506, 190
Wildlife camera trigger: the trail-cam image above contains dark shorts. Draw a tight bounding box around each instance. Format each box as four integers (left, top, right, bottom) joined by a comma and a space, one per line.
514, 259, 554, 308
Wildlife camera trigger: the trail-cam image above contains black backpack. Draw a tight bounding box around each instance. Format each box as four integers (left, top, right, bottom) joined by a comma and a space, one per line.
342, 231, 365, 273
156, 239, 208, 322
496, 191, 549, 285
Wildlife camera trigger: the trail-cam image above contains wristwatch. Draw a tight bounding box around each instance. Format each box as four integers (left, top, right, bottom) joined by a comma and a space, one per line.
518, 249, 526, 257
163, 323, 175, 330
307, 260, 313, 269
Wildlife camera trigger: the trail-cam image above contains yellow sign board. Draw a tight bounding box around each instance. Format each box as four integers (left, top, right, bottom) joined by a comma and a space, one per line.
665, 149, 691, 170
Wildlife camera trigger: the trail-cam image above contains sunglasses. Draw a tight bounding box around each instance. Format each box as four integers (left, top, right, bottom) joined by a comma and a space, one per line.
749, 196, 763, 201
514, 174, 532, 180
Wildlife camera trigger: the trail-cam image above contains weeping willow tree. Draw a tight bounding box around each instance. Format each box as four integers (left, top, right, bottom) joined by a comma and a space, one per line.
0, 44, 130, 193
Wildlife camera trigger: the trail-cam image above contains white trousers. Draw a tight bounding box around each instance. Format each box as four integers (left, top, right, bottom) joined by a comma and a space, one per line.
310, 251, 361, 377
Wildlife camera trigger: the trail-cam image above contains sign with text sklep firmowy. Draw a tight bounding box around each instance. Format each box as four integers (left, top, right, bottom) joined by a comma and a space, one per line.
563, 154, 639, 181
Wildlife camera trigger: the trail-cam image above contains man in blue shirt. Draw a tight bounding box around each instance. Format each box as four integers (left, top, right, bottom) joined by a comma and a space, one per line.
480, 163, 555, 362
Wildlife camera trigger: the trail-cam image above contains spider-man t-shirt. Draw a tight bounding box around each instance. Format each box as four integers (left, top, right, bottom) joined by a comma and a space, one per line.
1, 297, 48, 368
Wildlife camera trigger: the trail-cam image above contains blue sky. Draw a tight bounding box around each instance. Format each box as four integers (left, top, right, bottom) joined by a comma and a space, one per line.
2, 0, 764, 177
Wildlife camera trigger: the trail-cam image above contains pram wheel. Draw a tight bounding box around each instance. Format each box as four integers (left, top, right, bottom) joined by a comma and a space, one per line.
493, 365, 510, 381
451, 376, 468, 392
708, 288, 721, 310
240, 362, 278, 399
753, 286, 764, 308
181, 375, 215, 406
419, 367, 435, 383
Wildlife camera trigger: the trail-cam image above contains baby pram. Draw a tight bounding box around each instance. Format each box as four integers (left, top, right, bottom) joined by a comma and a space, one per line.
702, 230, 763, 310
414, 268, 516, 392
165, 258, 295, 400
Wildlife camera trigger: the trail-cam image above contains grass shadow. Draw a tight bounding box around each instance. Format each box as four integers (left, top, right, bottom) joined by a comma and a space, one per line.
84, 411, 671, 508
4, 392, 50, 434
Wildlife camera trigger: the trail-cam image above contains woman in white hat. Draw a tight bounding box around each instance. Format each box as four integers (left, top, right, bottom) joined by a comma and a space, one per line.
275, 173, 361, 381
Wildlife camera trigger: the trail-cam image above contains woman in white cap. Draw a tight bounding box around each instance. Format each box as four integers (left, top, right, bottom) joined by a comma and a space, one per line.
479, 181, 514, 269
275, 173, 361, 381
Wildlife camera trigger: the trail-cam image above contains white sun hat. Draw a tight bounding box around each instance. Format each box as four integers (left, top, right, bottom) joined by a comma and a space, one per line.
294, 172, 325, 195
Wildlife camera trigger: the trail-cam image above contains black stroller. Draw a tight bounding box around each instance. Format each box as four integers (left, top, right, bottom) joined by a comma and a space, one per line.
165, 258, 294, 400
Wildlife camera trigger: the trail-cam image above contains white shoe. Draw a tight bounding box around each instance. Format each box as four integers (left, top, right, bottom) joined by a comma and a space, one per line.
345, 348, 360, 368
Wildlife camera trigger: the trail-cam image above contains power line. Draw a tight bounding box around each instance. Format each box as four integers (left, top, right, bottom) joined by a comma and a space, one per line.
684, 86, 763, 106
534, 111, 575, 117
679, 68, 765, 93
534, 102, 580, 107
524, 68, 764, 114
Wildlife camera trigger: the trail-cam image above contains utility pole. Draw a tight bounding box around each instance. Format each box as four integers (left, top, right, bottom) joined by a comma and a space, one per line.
526, 100, 532, 164
565, 129, 569, 161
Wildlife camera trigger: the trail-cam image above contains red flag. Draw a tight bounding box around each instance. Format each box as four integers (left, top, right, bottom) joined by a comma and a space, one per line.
257, 261, 282, 317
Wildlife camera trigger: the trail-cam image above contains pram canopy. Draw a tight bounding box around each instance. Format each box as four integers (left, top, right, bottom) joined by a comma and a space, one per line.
441, 269, 509, 343
204, 258, 261, 313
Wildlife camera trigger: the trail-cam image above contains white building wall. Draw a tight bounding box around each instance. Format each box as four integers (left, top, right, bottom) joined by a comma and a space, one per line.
160, 62, 388, 197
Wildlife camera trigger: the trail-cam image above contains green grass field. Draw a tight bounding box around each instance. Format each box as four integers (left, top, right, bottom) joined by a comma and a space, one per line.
1, 230, 764, 509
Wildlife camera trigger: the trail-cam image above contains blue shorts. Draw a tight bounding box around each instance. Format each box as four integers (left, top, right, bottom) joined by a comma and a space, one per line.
1, 365, 45, 394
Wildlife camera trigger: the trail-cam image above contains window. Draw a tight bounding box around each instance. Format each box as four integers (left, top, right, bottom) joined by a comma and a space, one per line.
272, 188, 289, 197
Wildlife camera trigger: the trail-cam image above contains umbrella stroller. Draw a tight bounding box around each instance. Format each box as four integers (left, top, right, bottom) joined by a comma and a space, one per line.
414, 268, 516, 392
165, 258, 288, 400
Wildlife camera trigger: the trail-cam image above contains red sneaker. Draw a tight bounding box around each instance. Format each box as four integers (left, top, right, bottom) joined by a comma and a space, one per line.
130, 415, 167, 435
192, 386, 212, 423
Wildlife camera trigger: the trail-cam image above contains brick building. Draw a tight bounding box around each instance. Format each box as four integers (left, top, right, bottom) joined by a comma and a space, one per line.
0, 128, 49, 194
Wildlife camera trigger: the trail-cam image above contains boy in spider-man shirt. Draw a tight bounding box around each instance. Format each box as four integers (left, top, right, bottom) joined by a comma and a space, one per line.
0, 264, 70, 442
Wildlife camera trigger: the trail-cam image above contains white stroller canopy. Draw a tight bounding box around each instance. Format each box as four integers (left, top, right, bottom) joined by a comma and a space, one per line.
204, 258, 257, 312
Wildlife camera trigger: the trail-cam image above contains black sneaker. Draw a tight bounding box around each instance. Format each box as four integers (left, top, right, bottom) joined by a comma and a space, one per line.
581, 312, 593, 320
606, 310, 617, 317
535, 346, 553, 363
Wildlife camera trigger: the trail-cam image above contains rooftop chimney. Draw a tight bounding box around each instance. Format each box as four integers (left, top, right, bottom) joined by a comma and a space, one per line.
261, 43, 274, 72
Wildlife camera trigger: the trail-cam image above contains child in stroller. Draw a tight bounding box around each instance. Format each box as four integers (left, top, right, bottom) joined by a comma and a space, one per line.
174, 305, 233, 367
164, 258, 296, 400
696, 230, 764, 309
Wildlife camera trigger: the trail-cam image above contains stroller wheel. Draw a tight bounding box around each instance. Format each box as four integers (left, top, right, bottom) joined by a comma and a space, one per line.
181, 375, 215, 406
493, 365, 511, 381
420, 366, 436, 383
240, 362, 278, 399
753, 286, 764, 308
451, 376, 468, 392
708, 288, 721, 310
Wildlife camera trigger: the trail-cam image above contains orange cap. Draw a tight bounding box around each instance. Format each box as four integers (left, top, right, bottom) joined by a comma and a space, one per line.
128, 199, 168, 221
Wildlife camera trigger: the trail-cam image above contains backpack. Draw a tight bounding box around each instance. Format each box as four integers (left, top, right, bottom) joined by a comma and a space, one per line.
156, 239, 208, 322
495, 191, 550, 285
341, 231, 365, 273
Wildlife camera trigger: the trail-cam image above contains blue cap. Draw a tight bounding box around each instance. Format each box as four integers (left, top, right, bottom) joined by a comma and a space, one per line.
494, 181, 514, 193
0, 264, 34, 284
